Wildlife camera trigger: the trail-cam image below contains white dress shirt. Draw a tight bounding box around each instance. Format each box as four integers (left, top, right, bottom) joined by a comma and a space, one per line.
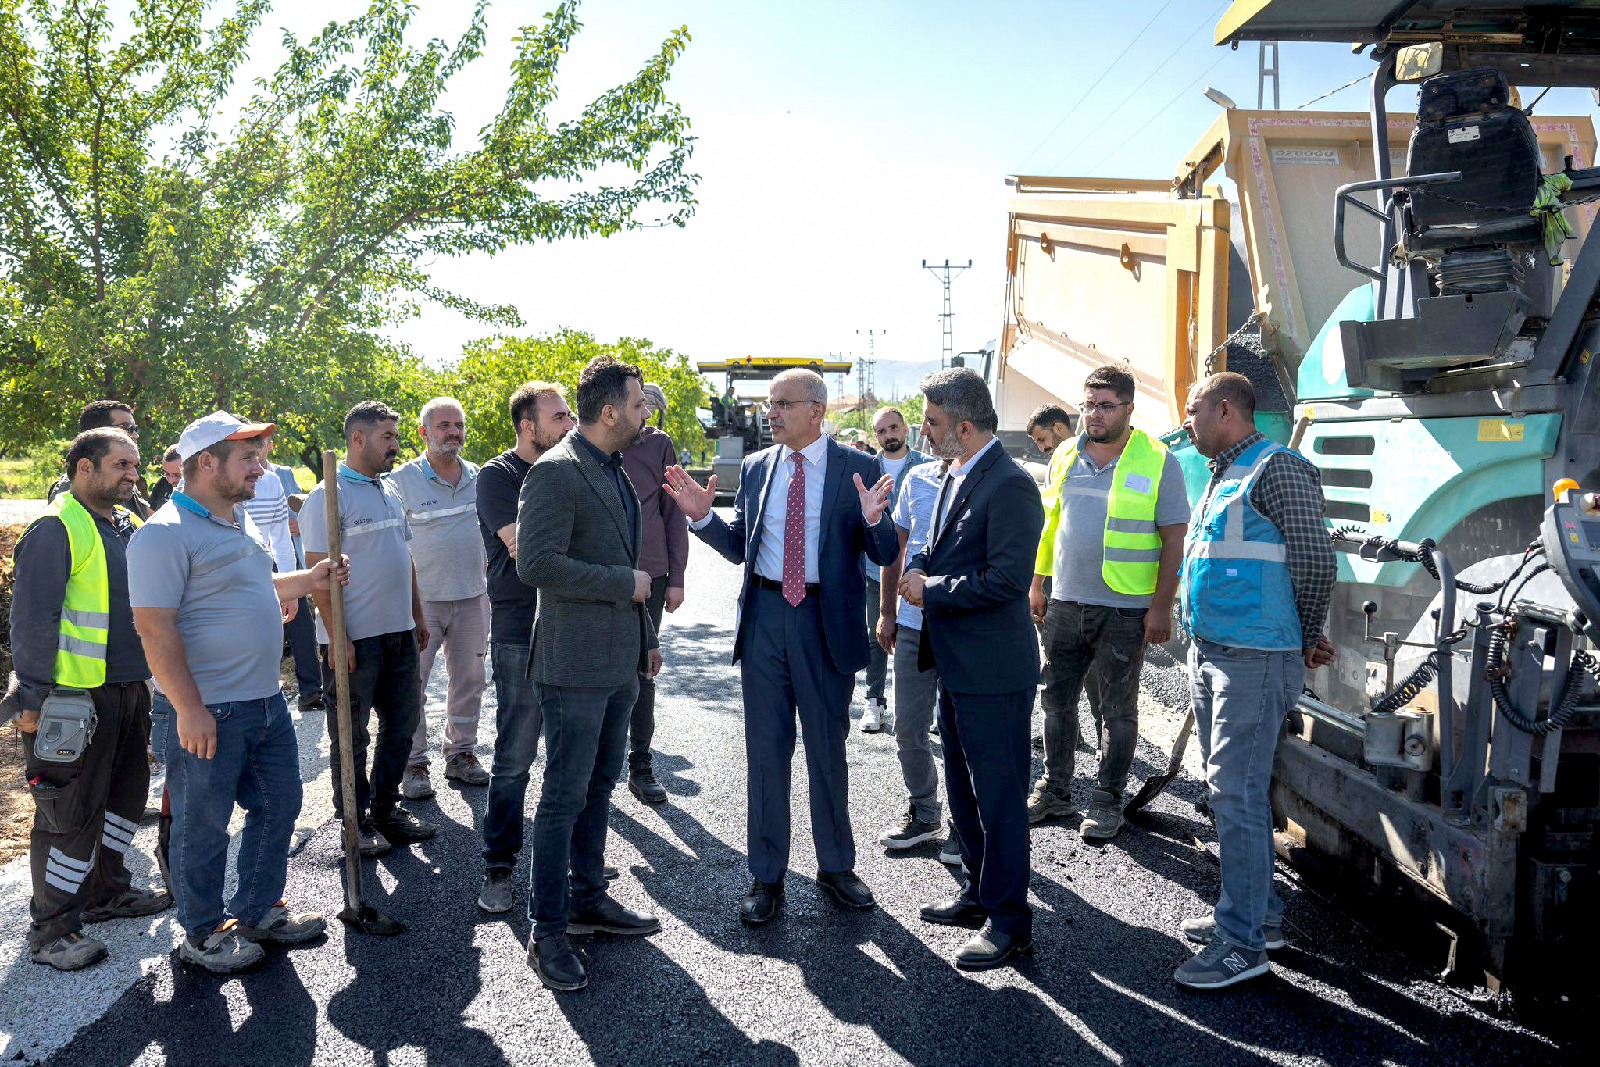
933, 435, 999, 541
692, 434, 829, 583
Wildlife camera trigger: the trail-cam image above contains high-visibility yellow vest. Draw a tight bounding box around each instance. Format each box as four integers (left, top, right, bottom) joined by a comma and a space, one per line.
25, 492, 141, 688
1034, 428, 1168, 596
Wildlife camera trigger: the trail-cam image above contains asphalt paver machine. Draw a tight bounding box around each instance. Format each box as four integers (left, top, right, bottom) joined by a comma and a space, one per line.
697, 356, 852, 497
1218, 1, 1600, 1007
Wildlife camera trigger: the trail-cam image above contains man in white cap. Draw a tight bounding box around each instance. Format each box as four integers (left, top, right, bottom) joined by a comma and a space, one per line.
618, 381, 688, 803
130, 412, 348, 974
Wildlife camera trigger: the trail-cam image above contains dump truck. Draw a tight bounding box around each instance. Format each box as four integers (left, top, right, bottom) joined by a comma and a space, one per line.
998, 0, 1600, 1010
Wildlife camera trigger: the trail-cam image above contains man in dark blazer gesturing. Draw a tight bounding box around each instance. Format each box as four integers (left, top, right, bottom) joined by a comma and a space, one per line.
664, 369, 897, 925
900, 367, 1045, 971
517, 356, 663, 992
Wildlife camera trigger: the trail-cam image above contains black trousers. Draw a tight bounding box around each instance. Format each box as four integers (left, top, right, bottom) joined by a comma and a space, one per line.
323, 631, 422, 822
627, 574, 669, 770
25, 681, 151, 949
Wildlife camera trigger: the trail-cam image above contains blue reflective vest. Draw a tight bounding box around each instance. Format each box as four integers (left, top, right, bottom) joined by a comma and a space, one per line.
1181, 438, 1303, 652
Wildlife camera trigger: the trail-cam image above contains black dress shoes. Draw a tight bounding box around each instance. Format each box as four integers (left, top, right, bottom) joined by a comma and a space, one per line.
740, 880, 785, 925
568, 895, 661, 937
954, 923, 1035, 971
816, 869, 876, 910
529, 933, 588, 991
919, 895, 988, 928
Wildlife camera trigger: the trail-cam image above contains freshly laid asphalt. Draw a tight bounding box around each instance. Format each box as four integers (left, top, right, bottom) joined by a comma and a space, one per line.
0, 527, 1580, 1065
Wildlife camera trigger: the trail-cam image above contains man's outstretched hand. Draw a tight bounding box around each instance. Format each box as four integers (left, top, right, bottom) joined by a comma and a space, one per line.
664, 466, 716, 523
854, 473, 893, 525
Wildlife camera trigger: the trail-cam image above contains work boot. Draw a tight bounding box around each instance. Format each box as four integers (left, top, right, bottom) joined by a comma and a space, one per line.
628, 763, 667, 804
81, 886, 173, 924
1026, 780, 1076, 824
401, 763, 435, 800
236, 903, 326, 945
1079, 790, 1126, 842
444, 752, 490, 786
375, 808, 437, 844
180, 920, 266, 974
353, 817, 392, 857
30, 932, 108, 971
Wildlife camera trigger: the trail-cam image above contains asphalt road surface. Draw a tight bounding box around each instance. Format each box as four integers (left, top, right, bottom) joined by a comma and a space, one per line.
0, 528, 1579, 1065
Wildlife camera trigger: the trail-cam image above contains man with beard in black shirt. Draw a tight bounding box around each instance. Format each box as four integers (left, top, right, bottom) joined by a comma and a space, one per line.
475, 382, 577, 913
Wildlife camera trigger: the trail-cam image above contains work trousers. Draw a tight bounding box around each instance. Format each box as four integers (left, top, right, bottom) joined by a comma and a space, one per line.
324, 631, 422, 823
530, 678, 638, 938
891, 626, 942, 824
482, 640, 542, 872
1189, 638, 1303, 953
165, 691, 300, 938
741, 585, 856, 884
25, 681, 150, 950
1040, 600, 1148, 803
940, 685, 1034, 939
627, 575, 669, 771
862, 577, 888, 702
409, 594, 490, 764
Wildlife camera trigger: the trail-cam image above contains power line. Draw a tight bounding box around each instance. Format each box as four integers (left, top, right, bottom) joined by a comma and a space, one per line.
1087, 53, 1229, 176
1294, 71, 1369, 110
1014, 0, 1177, 173
1043, 0, 1230, 175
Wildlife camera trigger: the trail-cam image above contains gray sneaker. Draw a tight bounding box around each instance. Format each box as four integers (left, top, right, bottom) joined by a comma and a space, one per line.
401, 763, 435, 800
236, 903, 326, 945
1079, 793, 1126, 841
1180, 913, 1286, 951
445, 752, 491, 786
1174, 937, 1270, 990
180, 921, 266, 974
1026, 780, 1076, 825
478, 869, 515, 914
938, 837, 963, 866
879, 809, 943, 849
30, 932, 108, 971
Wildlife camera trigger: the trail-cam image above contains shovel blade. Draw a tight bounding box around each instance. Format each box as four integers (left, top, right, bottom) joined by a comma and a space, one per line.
338, 903, 407, 936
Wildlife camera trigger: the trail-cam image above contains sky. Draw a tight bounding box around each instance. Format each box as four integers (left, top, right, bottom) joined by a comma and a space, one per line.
170, 1, 1600, 373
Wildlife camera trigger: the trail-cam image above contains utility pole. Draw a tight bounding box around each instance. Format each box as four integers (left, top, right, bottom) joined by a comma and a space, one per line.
1258, 41, 1280, 110
922, 259, 971, 369
855, 329, 882, 408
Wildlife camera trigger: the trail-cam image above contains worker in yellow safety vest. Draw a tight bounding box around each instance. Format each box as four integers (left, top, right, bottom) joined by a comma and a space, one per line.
1025, 366, 1190, 842
8, 426, 172, 972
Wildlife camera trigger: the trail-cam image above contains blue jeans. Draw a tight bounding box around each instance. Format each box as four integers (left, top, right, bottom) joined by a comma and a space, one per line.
482, 642, 543, 872
530, 679, 637, 939
150, 692, 175, 764
1188, 639, 1303, 953
165, 691, 302, 938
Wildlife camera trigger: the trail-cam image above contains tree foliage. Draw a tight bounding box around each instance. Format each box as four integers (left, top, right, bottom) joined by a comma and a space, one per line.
446, 328, 707, 464
0, 0, 696, 467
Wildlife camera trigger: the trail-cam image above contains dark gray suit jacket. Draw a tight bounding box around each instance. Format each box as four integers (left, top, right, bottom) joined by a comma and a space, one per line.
517, 430, 657, 688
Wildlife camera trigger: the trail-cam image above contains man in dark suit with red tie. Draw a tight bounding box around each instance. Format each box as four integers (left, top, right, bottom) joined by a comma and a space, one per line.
664, 369, 897, 925
900, 367, 1045, 971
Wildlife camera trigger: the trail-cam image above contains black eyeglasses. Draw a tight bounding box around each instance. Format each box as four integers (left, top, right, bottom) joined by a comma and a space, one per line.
1078, 401, 1127, 415
116, 423, 140, 436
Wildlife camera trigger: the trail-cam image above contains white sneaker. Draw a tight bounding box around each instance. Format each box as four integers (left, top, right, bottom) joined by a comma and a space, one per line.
860, 700, 887, 733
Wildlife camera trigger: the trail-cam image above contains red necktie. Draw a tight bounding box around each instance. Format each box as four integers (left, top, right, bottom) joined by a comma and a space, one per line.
783, 451, 807, 606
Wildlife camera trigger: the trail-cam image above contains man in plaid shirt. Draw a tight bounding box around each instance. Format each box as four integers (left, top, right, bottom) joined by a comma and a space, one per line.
1173, 372, 1336, 990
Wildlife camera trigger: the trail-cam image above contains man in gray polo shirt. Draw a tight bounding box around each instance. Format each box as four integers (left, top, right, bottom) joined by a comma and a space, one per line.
1027, 365, 1188, 841
300, 400, 435, 856
391, 397, 491, 799
130, 411, 344, 973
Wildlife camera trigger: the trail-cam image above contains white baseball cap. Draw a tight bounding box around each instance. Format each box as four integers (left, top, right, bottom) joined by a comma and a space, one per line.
176, 411, 276, 462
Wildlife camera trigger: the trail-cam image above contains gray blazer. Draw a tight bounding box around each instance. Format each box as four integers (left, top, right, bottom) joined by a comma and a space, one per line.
516, 431, 657, 688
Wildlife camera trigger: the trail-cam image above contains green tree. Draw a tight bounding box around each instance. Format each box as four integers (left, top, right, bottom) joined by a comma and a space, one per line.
447, 328, 706, 463
0, 0, 696, 468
